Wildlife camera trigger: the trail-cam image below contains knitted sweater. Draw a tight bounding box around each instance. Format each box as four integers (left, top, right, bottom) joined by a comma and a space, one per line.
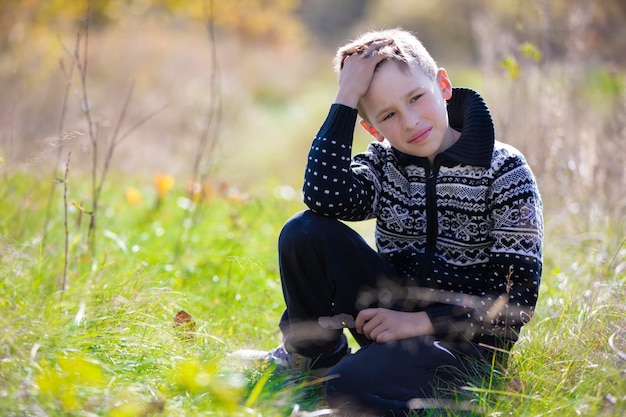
303, 88, 543, 344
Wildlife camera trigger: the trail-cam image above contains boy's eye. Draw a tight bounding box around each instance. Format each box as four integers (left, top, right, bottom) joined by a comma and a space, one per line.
382, 112, 395, 121
410, 94, 423, 103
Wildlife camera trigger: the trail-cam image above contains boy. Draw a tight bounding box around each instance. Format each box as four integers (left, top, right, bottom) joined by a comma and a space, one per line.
269, 28, 543, 415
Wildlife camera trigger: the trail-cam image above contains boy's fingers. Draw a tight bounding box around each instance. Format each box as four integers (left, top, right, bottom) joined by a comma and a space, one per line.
355, 308, 377, 332
344, 39, 393, 59
363, 39, 394, 56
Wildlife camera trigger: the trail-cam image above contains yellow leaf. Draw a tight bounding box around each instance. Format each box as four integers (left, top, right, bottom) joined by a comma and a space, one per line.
58, 355, 105, 387
34, 361, 79, 411
520, 42, 542, 62
500, 57, 521, 80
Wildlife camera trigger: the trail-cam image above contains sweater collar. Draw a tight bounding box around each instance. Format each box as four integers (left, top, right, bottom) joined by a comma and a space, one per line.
393, 88, 495, 168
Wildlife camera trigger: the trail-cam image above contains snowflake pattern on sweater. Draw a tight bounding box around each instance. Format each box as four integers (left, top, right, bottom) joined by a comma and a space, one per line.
303, 88, 543, 344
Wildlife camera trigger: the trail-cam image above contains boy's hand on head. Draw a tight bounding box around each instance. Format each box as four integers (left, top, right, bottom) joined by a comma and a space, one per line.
355, 308, 434, 344
335, 40, 393, 109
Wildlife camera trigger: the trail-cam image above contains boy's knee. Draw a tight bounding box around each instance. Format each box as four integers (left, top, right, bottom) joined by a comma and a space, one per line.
324, 364, 380, 415
324, 357, 362, 397
279, 211, 311, 248
278, 210, 335, 248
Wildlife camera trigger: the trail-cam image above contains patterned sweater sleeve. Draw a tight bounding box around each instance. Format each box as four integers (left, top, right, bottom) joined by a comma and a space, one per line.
303, 104, 381, 220
426, 151, 544, 343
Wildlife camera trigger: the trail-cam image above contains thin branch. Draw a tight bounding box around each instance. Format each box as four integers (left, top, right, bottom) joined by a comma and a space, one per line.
94, 81, 135, 202
58, 36, 79, 133
75, 18, 95, 148
95, 81, 168, 202
60, 31, 89, 116
70, 10, 99, 252
60, 151, 71, 300
59, 7, 164, 256
111, 81, 135, 146
202, 0, 223, 181
175, 0, 222, 258
118, 103, 168, 143
41, 32, 80, 252
192, 0, 222, 182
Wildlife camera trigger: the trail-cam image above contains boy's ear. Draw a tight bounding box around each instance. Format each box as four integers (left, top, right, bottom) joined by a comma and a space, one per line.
360, 120, 385, 142
437, 68, 453, 100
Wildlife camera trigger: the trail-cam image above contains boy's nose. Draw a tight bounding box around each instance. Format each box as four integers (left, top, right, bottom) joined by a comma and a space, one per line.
401, 111, 420, 130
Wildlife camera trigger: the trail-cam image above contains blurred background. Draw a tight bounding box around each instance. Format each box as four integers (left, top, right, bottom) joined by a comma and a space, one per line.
0, 0, 624, 223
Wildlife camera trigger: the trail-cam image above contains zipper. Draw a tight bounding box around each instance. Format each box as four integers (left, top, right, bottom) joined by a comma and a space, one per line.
420, 161, 440, 280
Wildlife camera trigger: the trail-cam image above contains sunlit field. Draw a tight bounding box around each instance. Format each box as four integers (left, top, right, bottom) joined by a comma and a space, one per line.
1, 167, 624, 416
1, 1, 625, 416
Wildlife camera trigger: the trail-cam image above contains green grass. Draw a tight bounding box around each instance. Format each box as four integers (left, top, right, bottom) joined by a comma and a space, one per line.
0, 170, 624, 416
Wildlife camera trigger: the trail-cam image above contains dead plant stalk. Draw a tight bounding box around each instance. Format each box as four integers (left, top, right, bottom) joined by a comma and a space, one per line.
61, 151, 71, 299
175, 0, 222, 257
64, 9, 165, 255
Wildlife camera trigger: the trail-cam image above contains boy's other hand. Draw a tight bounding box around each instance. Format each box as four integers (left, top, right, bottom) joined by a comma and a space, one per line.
335, 40, 392, 109
355, 308, 434, 344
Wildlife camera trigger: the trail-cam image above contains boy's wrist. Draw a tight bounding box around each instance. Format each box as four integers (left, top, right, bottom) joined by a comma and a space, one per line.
334, 90, 360, 109
416, 311, 435, 336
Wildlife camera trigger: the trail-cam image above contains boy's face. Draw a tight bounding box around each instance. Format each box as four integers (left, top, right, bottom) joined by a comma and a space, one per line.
360, 61, 457, 162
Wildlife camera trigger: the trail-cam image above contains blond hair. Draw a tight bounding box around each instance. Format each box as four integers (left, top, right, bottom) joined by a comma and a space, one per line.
333, 28, 438, 81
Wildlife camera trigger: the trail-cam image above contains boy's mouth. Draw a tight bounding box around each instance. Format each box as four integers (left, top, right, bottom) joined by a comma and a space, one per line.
409, 127, 432, 144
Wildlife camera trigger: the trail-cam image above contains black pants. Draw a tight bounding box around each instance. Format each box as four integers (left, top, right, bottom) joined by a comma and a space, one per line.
278, 210, 493, 416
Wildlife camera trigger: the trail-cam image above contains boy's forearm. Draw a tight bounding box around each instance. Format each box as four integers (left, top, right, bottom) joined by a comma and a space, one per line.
306, 105, 356, 189
314, 103, 359, 141
334, 89, 360, 109
303, 104, 362, 215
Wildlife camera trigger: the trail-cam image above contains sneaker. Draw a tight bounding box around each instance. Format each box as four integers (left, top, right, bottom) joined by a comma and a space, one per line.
230, 335, 350, 377
229, 344, 314, 373
266, 344, 314, 372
